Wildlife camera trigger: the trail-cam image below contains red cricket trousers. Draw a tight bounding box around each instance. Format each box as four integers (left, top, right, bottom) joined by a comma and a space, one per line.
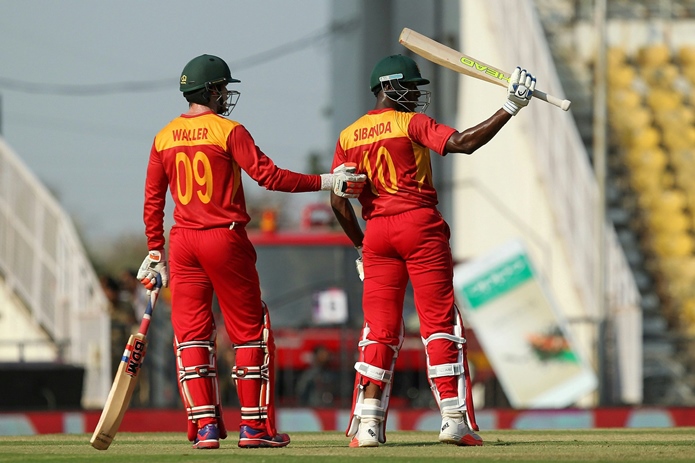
361, 207, 459, 398
169, 225, 267, 430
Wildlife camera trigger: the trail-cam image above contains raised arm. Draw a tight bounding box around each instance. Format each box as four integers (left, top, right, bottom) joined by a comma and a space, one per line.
446, 67, 536, 155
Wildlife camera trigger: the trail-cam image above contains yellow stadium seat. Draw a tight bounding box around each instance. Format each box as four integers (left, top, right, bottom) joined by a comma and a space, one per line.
652, 231, 694, 257
611, 125, 650, 147
631, 178, 660, 200
646, 209, 689, 233
625, 147, 667, 171
608, 46, 628, 68
608, 65, 636, 90
672, 148, 695, 170
611, 106, 652, 135
640, 189, 686, 218
658, 256, 695, 281
637, 43, 672, 67
627, 125, 661, 149
683, 65, 695, 85
659, 189, 688, 211
632, 170, 673, 200
679, 45, 695, 66
608, 88, 642, 111
641, 64, 679, 88
646, 89, 683, 112
679, 298, 695, 336
674, 171, 695, 193
683, 189, 695, 211
653, 107, 695, 130
662, 126, 695, 152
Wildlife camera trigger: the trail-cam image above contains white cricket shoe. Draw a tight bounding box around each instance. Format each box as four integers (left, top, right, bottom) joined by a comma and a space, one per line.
349, 419, 380, 447
438, 412, 483, 446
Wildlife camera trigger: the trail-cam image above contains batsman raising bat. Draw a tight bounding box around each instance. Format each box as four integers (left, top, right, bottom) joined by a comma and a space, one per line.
138, 54, 366, 450
330, 54, 535, 448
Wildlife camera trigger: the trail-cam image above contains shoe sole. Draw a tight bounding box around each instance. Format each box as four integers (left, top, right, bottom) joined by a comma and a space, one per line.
349, 437, 379, 448
192, 440, 220, 449
238, 439, 290, 448
439, 434, 484, 446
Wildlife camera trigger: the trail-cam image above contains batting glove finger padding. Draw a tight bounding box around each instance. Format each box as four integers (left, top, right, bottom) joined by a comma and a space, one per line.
503, 67, 536, 116
137, 249, 169, 289
321, 162, 368, 198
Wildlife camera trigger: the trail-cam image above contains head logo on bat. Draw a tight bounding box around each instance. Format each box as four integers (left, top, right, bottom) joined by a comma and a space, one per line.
460, 57, 510, 83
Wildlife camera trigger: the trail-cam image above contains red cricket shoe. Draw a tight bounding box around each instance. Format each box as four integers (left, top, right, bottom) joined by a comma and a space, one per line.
438, 415, 484, 447
238, 425, 290, 448
192, 423, 220, 449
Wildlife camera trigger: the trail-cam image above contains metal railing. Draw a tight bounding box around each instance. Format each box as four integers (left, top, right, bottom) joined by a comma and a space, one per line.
0, 137, 110, 408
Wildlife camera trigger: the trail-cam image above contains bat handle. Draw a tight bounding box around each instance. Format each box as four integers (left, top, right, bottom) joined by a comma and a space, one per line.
137, 276, 162, 336
533, 89, 571, 111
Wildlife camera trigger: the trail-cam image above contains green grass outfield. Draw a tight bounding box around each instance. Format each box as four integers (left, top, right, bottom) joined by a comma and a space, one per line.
1, 429, 694, 463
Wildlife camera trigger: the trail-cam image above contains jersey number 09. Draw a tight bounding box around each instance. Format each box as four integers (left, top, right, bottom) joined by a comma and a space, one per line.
176, 151, 213, 205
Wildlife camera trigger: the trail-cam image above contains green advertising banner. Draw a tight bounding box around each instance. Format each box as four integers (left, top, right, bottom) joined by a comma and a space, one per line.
453, 239, 596, 408
460, 254, 533, 309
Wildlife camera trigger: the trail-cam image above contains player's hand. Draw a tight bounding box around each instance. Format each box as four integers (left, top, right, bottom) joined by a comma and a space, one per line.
503, 67, 536, 116
137, 250, 169, 289
329, 162, 367, 198
355, 246, 364, 281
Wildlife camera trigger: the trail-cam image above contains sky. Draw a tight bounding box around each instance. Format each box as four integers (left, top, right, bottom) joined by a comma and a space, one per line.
0, 0, 333, 248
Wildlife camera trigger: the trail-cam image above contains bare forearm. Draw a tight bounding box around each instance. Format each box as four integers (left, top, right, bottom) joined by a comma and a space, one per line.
445, 109, 512, 154
330, 193, 364, 247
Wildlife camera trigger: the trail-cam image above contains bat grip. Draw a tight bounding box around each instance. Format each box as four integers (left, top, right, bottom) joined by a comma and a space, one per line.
137, 276, 162, 336
533, 89, 571, 111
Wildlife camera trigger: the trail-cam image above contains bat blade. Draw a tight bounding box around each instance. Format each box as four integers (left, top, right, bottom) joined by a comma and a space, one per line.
399, 28, 571, 111
90, 334, 148, 450
90, 280, 160, 450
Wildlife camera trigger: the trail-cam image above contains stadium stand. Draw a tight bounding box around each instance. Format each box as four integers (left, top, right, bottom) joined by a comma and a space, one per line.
535, 0, 695, 404
0, 139, 110, 408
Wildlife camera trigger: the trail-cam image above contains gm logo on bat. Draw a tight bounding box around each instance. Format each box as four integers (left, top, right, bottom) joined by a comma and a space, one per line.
460, 57, 510, 82
125, 339, 146, 377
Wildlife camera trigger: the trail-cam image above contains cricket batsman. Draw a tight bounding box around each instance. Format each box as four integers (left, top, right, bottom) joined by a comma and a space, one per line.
330, 54, 535, 447
137, 54, 366, 449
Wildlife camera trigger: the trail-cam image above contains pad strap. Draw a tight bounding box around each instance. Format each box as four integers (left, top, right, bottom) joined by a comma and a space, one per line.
354, 362, 393, 384
423, 332, 465, 346
428, 363, 464, 378
188, 404, 217, 421
440, 397, 466, 411
232, 365, 269, 381
240, 406, 268, 421
353, 400, 386, 422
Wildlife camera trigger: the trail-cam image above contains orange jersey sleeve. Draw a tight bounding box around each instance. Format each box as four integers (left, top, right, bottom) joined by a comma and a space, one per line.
144, 112, 321, 249
331, 108, 456, 219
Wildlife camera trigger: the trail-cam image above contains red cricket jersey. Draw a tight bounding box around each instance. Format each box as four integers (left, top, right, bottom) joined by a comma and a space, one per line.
144, 111, 321, 250
331, 108, 456, 219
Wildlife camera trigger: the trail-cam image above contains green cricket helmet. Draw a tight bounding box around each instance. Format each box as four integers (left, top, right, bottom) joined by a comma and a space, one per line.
369, 54, 430, 93
370, 54, 431, 112
180, 54, 241, 115
179, 54, 240, 93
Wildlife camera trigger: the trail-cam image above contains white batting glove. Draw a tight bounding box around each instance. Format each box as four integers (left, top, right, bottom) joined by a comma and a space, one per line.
137, 250, 169, 289
355, 246, 364, 281
503, 67, 536, 116
320, 162, 367, 198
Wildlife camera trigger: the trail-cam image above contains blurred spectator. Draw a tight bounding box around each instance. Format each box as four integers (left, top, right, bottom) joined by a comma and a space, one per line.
296, 345, 338, 407
100, 275, 136, 378
119, 269, 148, 322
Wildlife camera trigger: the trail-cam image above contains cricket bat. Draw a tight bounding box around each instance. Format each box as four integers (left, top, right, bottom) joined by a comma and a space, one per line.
399, 28, 571, 111
90, 282, 161, 450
